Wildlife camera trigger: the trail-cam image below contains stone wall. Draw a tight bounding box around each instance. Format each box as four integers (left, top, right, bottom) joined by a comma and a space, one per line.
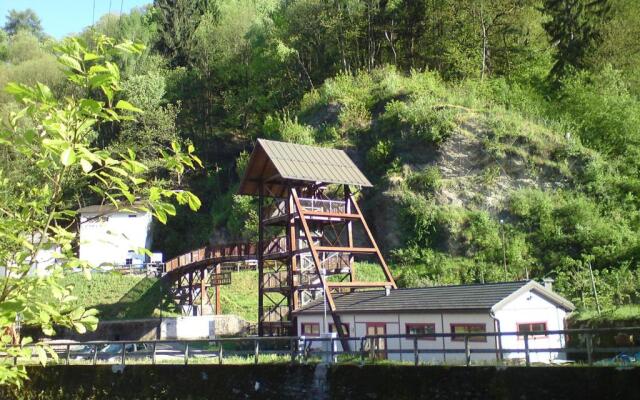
2, 364, 639, 400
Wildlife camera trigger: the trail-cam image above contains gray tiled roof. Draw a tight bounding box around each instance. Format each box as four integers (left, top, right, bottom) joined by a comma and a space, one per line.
238, 139, 372, 196
295, 281, 574, 314
260, 139, 372, 187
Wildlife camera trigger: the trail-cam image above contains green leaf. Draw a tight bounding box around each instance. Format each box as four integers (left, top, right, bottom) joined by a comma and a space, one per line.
73, 322, 87, 334
34, 346, 48, 366
187, 193, 202, 211
80, 158, 93, 173
58, 54, 83, 73
115, 100, 143, 113
60, 147, 76, 166
83, 52, 101, 61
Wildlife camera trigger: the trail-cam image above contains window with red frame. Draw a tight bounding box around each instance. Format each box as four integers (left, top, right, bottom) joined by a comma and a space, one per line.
405, 323, 436, 340
517, 322, 548, 337
301, 323, 320, 337
329, 323, 350, 336
450, 323, 487, 342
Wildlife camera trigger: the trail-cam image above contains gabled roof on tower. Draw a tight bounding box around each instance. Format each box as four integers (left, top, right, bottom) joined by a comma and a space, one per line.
238, 139, 372, 197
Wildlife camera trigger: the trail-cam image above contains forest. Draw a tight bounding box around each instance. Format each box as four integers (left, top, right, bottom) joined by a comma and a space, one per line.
1, 0, 639, 319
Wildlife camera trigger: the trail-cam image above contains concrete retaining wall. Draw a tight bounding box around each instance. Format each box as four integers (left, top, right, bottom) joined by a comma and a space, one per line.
53, 315, 249, 341
2, 364, 639, 399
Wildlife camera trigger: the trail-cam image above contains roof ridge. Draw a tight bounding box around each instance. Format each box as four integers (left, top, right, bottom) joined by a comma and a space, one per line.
389, 280, 530, 291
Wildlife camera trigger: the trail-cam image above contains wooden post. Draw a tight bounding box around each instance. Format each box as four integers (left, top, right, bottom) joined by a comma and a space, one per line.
215, 264, 222, 315
152, 342, 157, 365
290, 338, 296, 364
586, 334, 593, 366
184, 343, 189, 365
464, 336, 470, 366
257, 182, 264, 336
65, 344, 70, 365
254, 339, 260, 364
369, 337, 375, 360
345, 185, 355, 282
360, 337, 366, 366
524, 334, 530, 367
187, 272, 193, 314
92, 344, 98, 365
121, 343, 126, 365
287, 189, 299, 333
218, 343, 223, 365
200, 268, 206, 315
588, 262, 601, 315
330, 337, 335, 363
413, 336, 419, 366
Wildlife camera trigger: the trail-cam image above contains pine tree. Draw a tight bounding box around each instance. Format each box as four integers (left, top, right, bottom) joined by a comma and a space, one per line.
153, 0, 215, 67
542, 0, 610, 79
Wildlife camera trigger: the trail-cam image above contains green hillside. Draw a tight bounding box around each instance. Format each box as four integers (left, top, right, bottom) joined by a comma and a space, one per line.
3, 0, 640, 333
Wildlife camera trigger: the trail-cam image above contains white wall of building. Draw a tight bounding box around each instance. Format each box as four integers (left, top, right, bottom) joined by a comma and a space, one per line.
493, 290, 568, 363
296, 287, 570, 364
79, 210, 153, 267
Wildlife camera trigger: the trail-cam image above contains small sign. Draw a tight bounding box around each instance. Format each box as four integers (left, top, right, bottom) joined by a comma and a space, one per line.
209, 271, 232, 286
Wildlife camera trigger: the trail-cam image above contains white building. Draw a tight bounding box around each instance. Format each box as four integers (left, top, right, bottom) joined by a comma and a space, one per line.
294, 280, 575, 364
0, 233, 60, 278
78, 204, 155, 268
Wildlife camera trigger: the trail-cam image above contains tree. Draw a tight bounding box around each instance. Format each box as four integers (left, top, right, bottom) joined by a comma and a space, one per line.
3, 9, 44, 39
542, 0, 610, 79
153, 0, 213, 66
0, 35, 201, 385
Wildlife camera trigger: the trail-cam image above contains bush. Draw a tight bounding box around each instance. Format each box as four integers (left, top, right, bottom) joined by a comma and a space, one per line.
383, 97, 457, 144
407, 166, 441, 194
263, 114, 316, 145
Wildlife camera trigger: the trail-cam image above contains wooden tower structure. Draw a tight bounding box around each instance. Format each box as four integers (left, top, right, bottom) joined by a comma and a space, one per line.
239, 139, 396, 342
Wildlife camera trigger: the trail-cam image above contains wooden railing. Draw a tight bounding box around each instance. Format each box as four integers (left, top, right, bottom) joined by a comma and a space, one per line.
22, 327, 640, 367
164, 197, 352, 275
165, 242, 258, 273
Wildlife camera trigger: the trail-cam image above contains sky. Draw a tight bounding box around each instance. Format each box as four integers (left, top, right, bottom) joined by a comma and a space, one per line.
0, 0, 151, 39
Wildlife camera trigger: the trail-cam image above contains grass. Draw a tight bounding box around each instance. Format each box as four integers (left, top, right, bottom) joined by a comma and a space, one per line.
220, 270, 259, 322
54, 272, 180, 320
55, 262, 396, 323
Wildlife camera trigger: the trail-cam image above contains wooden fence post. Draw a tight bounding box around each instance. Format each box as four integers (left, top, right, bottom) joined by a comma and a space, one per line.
254, 340, 259, 364
290, 338, 296, 364
65, 344, 70, 365
218, 343, 223, 365
524, 334, 530, 367
152, 342, 157, 365
586, 334, 593, 366
464, 336, 471, 366
184, 343, 189, 365
413, 337, 419, 366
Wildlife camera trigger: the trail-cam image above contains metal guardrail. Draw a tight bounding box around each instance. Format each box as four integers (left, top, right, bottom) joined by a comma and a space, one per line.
13, 327, 640, 367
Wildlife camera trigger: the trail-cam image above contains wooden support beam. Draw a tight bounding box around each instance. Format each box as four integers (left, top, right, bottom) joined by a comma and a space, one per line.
345, 185, 355, 282
215, 264, 221, 315
301, 210, 361, 220
292, 189, 350, 351
200, 268, 205, 315
326, 281, 392, 288
348, 194, 397, 289
257, 181, 265, 336
315, 246, 377, 253
292, 189, 335, 310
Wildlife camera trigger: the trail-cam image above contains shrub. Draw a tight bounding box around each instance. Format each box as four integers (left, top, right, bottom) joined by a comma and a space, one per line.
263, 114, 316, 145
407, 166, 442, 194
